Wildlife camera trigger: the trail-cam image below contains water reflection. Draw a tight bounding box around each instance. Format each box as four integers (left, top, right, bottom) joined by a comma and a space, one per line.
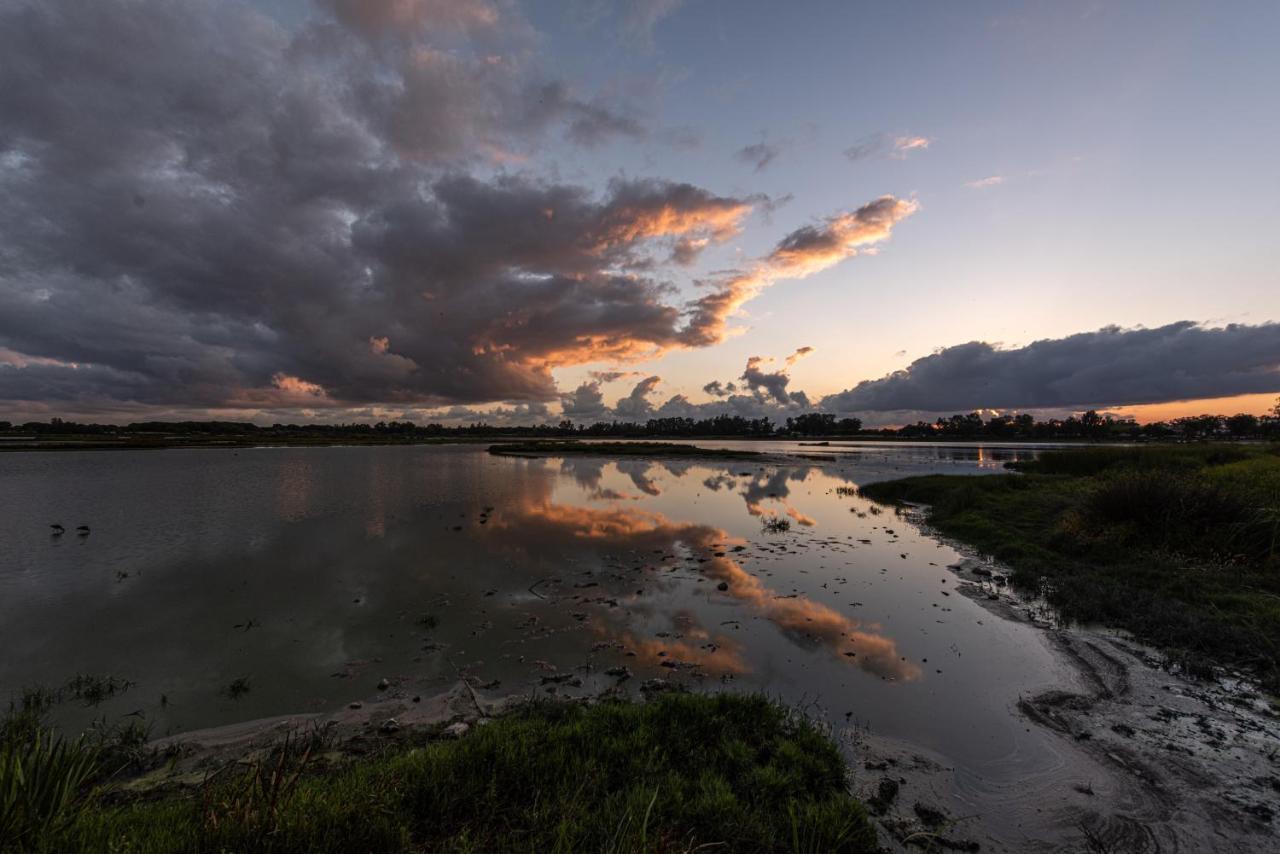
0, 444, 1062, 769
494, 495, 918, 682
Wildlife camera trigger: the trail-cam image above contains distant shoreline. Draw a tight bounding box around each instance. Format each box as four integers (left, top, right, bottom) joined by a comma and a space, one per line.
0, 433, 1207, 453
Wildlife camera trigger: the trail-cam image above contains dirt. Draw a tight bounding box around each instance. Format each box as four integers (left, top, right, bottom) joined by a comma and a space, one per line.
847, 538, 1280, 853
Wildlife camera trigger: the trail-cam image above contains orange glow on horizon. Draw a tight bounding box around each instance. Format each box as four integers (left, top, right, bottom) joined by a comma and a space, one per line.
1107, 392, 1278, 423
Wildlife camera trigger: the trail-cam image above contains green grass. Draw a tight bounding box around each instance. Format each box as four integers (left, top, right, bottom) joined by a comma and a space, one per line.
861, 444, 1280, 688
4, 693, 876, 854
488, 441, 762, 459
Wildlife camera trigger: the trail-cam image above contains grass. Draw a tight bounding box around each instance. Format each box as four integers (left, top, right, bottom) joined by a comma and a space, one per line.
762, 517, 792, 534
3, 693, 876, 853
860, 443, 1280, 689
488, 441, 762, 460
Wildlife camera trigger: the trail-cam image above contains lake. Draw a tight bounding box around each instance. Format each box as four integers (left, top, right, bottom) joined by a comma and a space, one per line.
2, 442, 1082, 815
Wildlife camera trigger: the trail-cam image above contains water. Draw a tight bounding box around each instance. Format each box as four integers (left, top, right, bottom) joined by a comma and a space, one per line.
0, 442, 1071, 792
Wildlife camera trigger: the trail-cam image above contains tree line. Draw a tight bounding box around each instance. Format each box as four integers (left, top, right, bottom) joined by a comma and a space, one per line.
4, 402, 1279, 441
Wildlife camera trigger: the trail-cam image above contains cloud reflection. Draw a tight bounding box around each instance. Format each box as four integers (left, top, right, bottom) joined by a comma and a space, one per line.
492, 494, 919, 682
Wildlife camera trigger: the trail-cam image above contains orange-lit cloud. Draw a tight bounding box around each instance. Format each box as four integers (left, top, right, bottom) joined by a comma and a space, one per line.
964, 175, 1004, 189
892, 135, 931, 157
682, 196, 918, 347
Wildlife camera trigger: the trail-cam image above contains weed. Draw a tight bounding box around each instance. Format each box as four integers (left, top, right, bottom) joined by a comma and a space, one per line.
762, 516, 792, 534
221, 678, 251, 701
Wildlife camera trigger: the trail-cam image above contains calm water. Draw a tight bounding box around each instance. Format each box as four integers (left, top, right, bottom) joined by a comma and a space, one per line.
1, 442, 1072, 788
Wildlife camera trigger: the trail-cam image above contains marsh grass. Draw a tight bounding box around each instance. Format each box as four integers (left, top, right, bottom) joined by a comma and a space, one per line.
6, 693, 875, 853
862, 444, 1280, 687
762, 516, 792, 534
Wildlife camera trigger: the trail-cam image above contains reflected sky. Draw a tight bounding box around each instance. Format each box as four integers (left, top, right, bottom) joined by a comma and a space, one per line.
1, 443, 1062, 773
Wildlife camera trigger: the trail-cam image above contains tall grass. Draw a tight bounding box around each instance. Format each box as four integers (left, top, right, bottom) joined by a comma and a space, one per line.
1, 730, 99, 850
14, 693, 877, 853
1015, 444, 1256, 476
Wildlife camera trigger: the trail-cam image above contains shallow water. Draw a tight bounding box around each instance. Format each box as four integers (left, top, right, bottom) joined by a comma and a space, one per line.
1, 442, 1072, 794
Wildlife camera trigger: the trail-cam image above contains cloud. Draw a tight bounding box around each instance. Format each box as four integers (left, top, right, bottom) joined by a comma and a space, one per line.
735, 141, 782, 172
891, 135, 931, 157
964, 175, 1005, 189
681, 196, 918, 347
621, 0, 685, 46
588, 370, 641, 383
844, 132, 931, 162
821, 322, 1280, 413
702, 380, 737, 397
612, 375, 663, 418
321, 0, 501, 39
784, 345, 814, 367
0, 0, 920, 421
739, 353, 811, 407
559, 382, 609, 420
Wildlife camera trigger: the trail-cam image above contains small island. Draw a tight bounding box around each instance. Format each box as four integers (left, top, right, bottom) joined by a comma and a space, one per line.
487, 440, 763, 459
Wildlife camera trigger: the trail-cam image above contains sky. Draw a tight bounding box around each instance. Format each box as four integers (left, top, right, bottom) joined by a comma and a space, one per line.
1, 0, 1277, 426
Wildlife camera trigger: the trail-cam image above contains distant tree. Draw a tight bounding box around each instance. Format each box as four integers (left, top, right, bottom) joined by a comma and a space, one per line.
786, 413, 836, 435
836, 417, 862, 434
1225, 413, 1259, 437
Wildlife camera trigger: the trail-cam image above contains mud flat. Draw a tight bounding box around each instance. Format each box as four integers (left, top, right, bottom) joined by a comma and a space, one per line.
844, 535, 1279, 853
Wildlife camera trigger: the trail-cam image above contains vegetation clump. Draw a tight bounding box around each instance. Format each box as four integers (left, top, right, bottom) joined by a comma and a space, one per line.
861, 443, 1280, 687
3, 692, 877, 853
761, 516, 792, 534
489, 440, 761, 459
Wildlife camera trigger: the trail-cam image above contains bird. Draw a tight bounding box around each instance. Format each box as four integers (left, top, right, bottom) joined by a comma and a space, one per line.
50, 524, 65, 535
76, 525, 90, 536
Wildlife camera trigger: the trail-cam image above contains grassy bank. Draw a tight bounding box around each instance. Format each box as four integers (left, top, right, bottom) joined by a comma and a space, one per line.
861, 444, 1280, 688
2, 693, 876, 853
488, 441, 762, 459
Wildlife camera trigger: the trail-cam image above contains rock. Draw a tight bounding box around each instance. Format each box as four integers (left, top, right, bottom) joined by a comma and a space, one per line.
377, 678, 390, 691
867, 778, 899, 815
913, 802, 947, 828
605, 666, 632, 681
348, 701, 363, 709
716, 581, 729, 591
443, 721, 470, 739
379, 718, 400, 734
971, 567, 993, 577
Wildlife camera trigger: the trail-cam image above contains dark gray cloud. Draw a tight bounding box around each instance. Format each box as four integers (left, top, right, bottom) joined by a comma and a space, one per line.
741, 357, 793, 404
589, 370, 641, 383
822, 322, 1280, 413
560, 382, 609, 421
0, 0, 770, 415
0, 0, 919, 421
735, 142, 782, 172
612, 375, 663, 418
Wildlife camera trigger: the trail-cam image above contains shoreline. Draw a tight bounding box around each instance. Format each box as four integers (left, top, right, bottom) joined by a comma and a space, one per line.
108, 526, 1279, 852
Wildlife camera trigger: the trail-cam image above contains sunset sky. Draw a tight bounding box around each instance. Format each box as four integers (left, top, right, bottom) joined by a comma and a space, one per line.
1, 0, 1277, 425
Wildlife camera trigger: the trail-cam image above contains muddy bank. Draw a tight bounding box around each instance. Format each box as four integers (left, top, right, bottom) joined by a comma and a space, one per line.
842, 533, 1279, 853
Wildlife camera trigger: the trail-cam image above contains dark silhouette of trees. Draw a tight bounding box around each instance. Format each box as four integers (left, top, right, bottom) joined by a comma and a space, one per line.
2, 405, 1277, 443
